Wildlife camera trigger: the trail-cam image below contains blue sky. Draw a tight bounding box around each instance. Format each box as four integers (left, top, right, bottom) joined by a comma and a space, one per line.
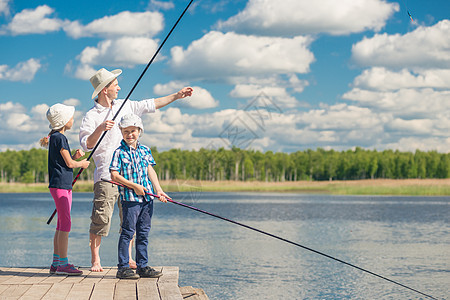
0, 0, 449, 153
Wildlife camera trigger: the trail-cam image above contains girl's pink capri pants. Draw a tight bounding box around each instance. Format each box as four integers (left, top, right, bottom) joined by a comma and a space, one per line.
50, 188, 72, 232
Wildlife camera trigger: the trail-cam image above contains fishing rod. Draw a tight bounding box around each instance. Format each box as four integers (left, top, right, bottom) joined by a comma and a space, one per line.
46, 0, 195, 225
103, 179, 438, 300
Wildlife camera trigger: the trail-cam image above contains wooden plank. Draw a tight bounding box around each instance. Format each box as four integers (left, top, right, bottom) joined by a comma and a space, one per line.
179, 286, 209, 300
59, 267, 91, 284
41, 283, 73, 300
137, 278, 159, 300
97, 268, 119, 284
65, 283, 95, 300
0, 268, 46, 285
0, 268, 23, 284
0, 284, 32, 298
19, 268, 51, 285
0, 284, 9, 294
18, 284, 52, 300
158, 267, 179, 283
90, 282, 115, 300
38, 273, 68, 285
114, 281, 137, 299
158, 267, 183, 300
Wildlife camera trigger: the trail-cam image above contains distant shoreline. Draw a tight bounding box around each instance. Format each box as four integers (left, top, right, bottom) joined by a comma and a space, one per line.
0, 179, 448, 196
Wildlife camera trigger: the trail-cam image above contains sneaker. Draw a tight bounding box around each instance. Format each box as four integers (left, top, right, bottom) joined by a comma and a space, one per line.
49, 265, 57, 274
137, 266, 162, 278
116, 267, 140, 279
55, 264, 83, 276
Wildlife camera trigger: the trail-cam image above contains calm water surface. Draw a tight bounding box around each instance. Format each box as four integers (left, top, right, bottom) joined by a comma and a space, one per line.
0, 192, 448, 299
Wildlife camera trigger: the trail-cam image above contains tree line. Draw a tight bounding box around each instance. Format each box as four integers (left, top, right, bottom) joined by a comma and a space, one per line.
0, 147, 448, 184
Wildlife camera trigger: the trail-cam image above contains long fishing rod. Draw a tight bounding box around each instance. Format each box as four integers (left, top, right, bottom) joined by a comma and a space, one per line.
103, 178, 438, 300
46, 0, 194, 225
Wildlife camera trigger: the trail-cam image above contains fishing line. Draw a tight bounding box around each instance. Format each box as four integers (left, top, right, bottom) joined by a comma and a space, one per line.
102, 178, 438, 300
46, 0, 195, 225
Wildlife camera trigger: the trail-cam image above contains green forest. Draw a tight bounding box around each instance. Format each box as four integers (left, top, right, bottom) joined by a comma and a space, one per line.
0, 147, 449, 183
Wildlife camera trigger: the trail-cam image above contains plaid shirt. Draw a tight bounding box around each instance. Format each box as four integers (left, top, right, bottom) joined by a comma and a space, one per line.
110, 140, 156, 202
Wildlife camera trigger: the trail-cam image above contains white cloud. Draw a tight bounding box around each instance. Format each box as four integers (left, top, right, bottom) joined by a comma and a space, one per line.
352, 20, 450, 69
230, 84, 298, 108
169, 31, 315, 80
352, 67, 450, 91
72, 37, 159, 77
63, 98, 81, 106
7, 5, 65, 35
343, 88, 450, 118
0, 0, 10, 16
154, 81, 219, 109
0, 58, 41, 82
148, 0, 175, 11
217, 0, 398, 36
64, 11, 164, 39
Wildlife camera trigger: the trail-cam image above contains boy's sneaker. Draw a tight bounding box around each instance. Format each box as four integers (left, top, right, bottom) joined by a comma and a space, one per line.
137, 266, 163, 278
116, 267, 140, 279
55, 264, 83, 276
49, 265, 57, 274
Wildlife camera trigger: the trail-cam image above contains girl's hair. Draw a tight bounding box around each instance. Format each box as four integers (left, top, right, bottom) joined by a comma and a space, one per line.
39, 130, 58, 148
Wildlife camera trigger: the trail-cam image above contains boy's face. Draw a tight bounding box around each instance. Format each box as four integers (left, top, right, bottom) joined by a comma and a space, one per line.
121, 126, 140, 147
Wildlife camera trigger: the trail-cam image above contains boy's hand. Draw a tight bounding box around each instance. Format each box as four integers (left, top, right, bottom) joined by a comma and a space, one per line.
157, 190, 169, 203
132, 184, 146, 196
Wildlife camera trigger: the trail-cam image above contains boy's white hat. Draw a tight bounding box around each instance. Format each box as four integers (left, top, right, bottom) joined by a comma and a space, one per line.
47, 103, 75, 130
119, 114, 144, 132
90, 68, 122, 99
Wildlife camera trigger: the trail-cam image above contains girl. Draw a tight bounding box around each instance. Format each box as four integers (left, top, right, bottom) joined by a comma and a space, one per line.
40, 103, 90, 276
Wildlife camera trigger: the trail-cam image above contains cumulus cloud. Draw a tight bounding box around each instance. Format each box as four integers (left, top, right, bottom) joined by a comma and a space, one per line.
71, 37, 159, 79
0, 58, 41, 82
0, 0, 10, 16
230, 84, 298, 108
343, 88, 450, 118
0, 101, 84, 150
169, 31, 314, 81
352, 20, 450, 69
63, 98, 81, 106
148, 0, 174, 11
6, 5, 65, 35
217, 0, 398, 36
154, 81, 219, 109
352, 67, 450, 91
64, 11, 164, 39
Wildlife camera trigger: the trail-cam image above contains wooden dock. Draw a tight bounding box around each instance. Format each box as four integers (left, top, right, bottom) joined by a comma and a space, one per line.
0, 266, 208, 300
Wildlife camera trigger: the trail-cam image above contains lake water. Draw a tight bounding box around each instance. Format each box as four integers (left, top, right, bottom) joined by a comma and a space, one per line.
0, 192, 448, 299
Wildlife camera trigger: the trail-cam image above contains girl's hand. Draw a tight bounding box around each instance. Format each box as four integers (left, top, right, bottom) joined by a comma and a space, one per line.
157, 190, 169, 203
133, 184, 146, 196
80, 159, 90, 169
73, 149, 85, 160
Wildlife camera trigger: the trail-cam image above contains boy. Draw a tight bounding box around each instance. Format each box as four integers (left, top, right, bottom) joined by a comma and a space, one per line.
110, 113, 168, 279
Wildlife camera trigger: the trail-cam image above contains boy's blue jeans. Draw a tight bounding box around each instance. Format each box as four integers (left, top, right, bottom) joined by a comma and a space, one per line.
118, 200, 153, 269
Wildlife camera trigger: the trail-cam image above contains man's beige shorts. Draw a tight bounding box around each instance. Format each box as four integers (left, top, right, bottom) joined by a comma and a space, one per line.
89, 181, 120, 236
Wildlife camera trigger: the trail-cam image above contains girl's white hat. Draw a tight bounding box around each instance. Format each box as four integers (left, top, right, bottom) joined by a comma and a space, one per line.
90, 68, 122, 99
119, 114, 144, 132
46, 103, 75, 130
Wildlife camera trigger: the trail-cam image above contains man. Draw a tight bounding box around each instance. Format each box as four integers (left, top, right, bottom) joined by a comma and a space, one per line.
79, 68, 193, 272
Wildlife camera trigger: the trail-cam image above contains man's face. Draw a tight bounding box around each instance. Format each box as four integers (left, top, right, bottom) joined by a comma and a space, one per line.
106, 79, 120, 100
121, 126, 140, 147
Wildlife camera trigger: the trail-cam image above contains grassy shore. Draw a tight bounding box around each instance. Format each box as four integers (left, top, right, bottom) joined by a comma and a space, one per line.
0, 179, 448, 196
